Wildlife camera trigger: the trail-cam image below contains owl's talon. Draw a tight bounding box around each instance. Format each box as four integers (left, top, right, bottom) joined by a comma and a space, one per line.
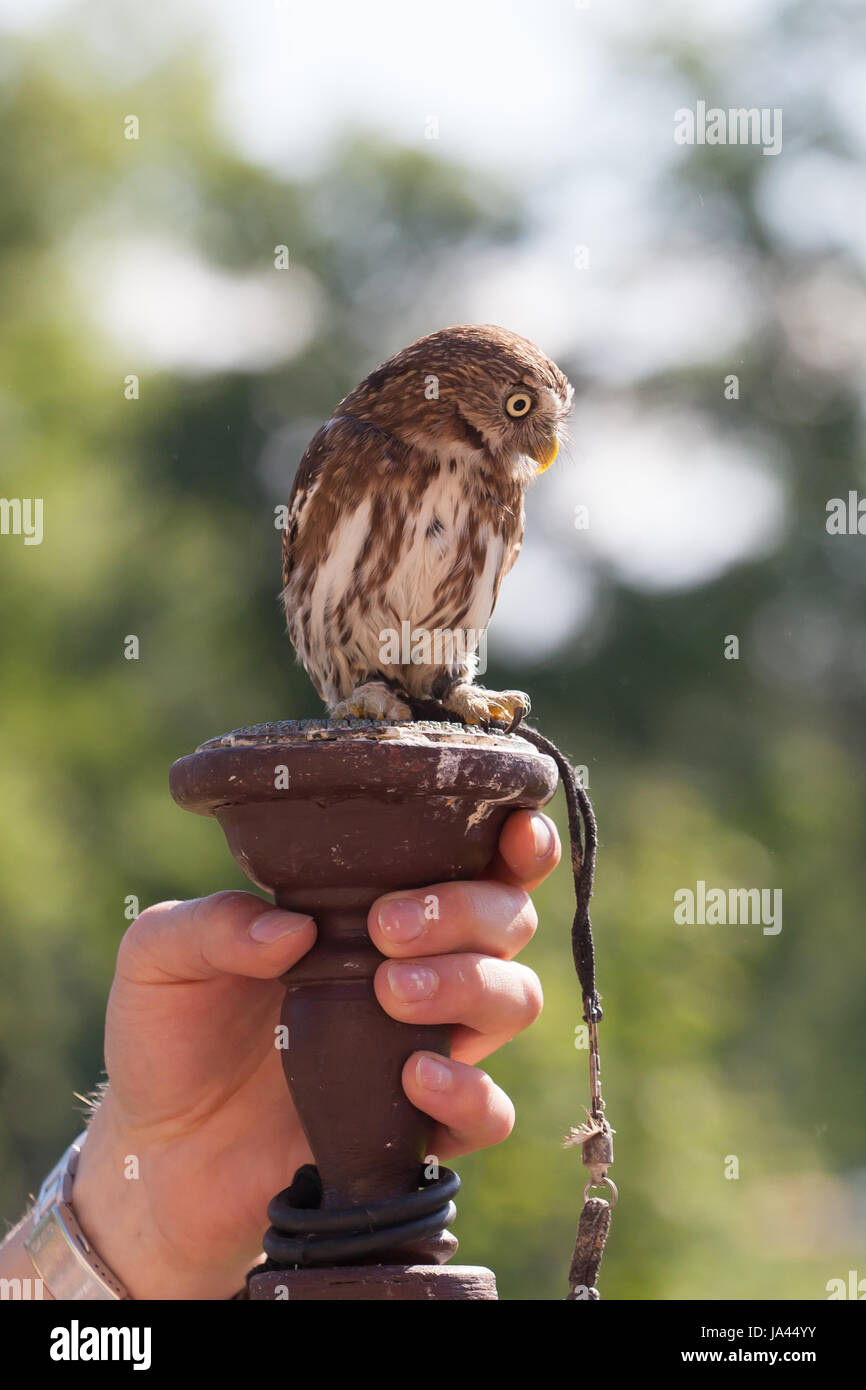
440, 684, 531, 728
332, 681, 412, 723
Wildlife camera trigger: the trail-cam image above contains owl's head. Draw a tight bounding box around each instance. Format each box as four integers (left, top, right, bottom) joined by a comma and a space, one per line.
340, 324, 573, 481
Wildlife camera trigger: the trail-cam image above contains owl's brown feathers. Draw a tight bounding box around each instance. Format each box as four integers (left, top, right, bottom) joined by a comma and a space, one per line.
281, 324, 573, 722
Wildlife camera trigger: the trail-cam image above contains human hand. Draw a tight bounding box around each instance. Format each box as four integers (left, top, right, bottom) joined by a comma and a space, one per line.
72, 808, 561, 1299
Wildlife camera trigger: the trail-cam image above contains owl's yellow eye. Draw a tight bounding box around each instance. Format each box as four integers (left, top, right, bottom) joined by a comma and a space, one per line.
505, 392, 533, 418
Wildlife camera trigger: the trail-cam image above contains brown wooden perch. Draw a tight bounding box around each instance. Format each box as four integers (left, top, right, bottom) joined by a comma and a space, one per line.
170, 717, 557, 1301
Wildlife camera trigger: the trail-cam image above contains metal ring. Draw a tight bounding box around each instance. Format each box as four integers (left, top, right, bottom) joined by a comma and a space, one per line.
583, 1176, 618, 1209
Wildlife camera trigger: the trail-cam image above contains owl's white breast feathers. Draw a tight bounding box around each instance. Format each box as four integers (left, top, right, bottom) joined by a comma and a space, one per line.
285, 449, 510, 706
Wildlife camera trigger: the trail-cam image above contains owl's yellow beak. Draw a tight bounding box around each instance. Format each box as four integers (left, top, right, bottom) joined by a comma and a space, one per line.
531, 434, 559, 475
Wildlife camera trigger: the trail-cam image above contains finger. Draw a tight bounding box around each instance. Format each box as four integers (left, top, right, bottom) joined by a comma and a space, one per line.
402, 1052, 514, 1159
369, 880, 536, 961
478, 809, 561, 890
374, 952, 543, 1050
116, 891, 316, 985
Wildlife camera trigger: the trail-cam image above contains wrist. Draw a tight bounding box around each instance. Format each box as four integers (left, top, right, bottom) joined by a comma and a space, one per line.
25, 1129, 130, 1300
73, 1096, 245, 1300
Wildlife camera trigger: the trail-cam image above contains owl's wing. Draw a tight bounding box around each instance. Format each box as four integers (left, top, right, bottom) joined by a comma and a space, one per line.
281, 413, 412, 590
281, 423, 332, 588
501, 533, 522, 578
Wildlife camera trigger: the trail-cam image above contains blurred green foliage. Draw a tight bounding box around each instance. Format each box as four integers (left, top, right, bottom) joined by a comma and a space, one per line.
1, 12, 864, 1301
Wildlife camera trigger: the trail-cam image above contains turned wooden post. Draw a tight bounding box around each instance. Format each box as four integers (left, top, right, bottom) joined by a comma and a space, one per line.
169, 718, 557, 1300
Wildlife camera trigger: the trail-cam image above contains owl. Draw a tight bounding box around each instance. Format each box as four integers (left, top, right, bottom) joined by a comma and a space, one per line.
281, 324, 573, 724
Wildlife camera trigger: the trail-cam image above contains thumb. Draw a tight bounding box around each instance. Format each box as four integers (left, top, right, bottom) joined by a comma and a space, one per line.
116, 891, 316, 985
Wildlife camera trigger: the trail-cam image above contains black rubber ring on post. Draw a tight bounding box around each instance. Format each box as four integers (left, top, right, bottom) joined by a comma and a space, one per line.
262, 1163, 460, 1267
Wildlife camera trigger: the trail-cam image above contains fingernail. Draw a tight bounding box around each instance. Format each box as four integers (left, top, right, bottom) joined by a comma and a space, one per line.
531, 814, 554, 859
416, 1055, 453, 1091
249, 910, 313, 943
387, 962, 438, 1002
377, 897, 426, 941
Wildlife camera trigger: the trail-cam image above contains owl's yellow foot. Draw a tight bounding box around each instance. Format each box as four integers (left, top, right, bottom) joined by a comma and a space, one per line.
441, 684, 531, 727
332, 681, 412, 722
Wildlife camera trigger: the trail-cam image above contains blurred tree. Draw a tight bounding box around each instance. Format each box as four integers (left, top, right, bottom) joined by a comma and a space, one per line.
0, 26, 525, 1219
1, 3, 864, 1303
